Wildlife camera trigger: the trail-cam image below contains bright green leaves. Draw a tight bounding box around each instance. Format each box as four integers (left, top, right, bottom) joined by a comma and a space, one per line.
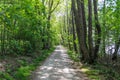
0, 0, 57, 55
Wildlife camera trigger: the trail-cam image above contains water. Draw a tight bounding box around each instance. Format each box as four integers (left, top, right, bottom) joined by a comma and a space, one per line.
106, 44, 120, 55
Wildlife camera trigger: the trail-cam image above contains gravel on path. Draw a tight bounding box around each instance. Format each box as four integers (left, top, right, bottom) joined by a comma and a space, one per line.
31, 45, 89, 80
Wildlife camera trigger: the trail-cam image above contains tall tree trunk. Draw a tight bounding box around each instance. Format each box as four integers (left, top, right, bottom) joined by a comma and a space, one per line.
44, 0, 60, 49
71, 0, 84, 60
66, 0, 71, 49
102, 0, 106, 55
72, 10, 78, 53
76, 0, 89, 62
88, 0, 94, 63
93, 0, 101, 60
71, 0, 90, 62
1, 25, 3, 55
81, 0, 87, 46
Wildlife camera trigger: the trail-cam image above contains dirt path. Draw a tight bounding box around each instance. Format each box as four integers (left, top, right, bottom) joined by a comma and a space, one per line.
31, 45, 89, 80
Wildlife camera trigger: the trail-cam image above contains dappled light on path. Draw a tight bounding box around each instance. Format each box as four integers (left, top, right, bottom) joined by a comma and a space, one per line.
32, 45, 89, 80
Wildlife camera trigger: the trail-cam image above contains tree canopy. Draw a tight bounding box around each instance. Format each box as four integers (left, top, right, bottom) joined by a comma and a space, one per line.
0, 0, 120, 80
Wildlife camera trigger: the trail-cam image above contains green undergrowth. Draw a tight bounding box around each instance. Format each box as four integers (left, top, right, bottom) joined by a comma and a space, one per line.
67, 50, 102, 80
81, 63, 120, 80
0, 47, 55, 80
80, 64, 103, 80
67, 50, 79, 62
0, 72, 14, 80
67, 50, 120, 80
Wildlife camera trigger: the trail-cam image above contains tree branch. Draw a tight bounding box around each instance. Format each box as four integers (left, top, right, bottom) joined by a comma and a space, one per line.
50, 0, 60, 14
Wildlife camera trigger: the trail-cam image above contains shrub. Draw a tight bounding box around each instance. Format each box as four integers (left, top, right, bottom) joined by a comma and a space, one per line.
0, 72, 14, 80
7, 40, 33, 55
15, 66, 33, 80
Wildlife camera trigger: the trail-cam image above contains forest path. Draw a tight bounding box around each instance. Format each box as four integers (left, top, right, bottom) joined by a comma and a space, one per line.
31, 45, 89, 80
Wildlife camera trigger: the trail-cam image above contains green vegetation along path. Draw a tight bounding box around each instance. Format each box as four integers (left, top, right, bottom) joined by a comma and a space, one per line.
31, 45, 89, 80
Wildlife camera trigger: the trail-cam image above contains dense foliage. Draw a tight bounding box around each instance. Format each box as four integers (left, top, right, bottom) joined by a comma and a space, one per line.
0, 0, 120, 80
59, 0, 120, 79
0, 0, 59, 79
0, 0, 58, 55
59, 0, 120, 63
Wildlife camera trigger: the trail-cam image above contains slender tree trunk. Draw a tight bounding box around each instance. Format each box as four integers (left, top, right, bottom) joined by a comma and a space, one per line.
93, 0, 101, 60
76, 0, 90, 62
1, 25, 3, 55
71, 0, 83, 59
63, 15, 67, 46
46, 14, 51, 49
88, 0, 94, 63
66, 1, 71, 49
81, 0, 87, 46
0, 25, 1, 55
71, 0, 90, 62
72, 10, 78, 53
102, 0, 106, 55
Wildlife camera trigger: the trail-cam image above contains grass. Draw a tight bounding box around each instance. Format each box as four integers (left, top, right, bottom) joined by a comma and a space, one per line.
80, 65, 103, 80
0, 47, 55, 80
67, 50, 79, 62
0, 72, 14, 80
67, 50, 120, 80
67, 50, 104, 80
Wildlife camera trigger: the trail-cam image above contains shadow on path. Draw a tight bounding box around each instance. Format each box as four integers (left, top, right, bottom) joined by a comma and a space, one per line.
31, 45, 89, 80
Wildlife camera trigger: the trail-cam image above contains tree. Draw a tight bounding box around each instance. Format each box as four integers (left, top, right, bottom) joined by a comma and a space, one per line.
43, 0, 60, 49
88, 0, 94, 62
93, 0, 101, 60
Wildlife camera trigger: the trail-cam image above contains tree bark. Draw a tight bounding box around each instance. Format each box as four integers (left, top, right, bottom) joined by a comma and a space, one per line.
81, 0, 87, 46
88, 0, 94, 63
102, 0, 106, 54
71, 0, 84, 59
93, 0, 101, 60
73, 0, 89, 62
72, 10, 78, 53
